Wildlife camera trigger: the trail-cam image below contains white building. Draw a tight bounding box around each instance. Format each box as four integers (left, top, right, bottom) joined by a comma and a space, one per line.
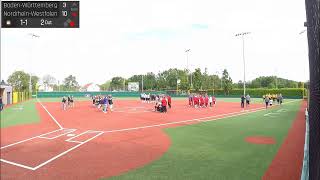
82, 83, 100, 92
0, 80, 13, 105
38, 84, 54, 92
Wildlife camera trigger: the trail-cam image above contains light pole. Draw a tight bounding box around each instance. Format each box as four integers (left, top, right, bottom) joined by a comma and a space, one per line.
299, 29, 307, 97
27, 33, 40, 95
185, 49, 192, 89
275, 68, 278, 89
141, 74, 144, 92
176, 69, 179, 92
235, 32, 250, 96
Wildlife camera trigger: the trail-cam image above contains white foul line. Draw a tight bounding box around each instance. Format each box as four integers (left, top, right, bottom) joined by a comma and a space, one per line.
0, 159, 34, 170
0, 99, 299, 170
36, 98, 63, 129
1, 130, 104, 170
103, 100, 299, 133
38, 129, 77, 140
0, 129, 63, 149
32, 131, 104, 170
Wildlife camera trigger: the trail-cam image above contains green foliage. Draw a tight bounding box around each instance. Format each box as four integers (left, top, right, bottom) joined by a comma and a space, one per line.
144, 72, 157, 90
110, 76, 125, 90
247, 76, 301, 89
207, 88, 305, 98
63, 75, 79, 91
193, 68, 202, 91
7, 70, 39, 92
222, 69, 233, 95
100, 80, 111, 91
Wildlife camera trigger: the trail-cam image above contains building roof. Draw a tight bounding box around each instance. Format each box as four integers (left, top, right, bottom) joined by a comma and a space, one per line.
0, 80, 9, 86
82, 83, 100, 89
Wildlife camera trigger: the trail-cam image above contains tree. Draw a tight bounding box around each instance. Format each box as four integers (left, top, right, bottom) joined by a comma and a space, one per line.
31, 76, 39, 92
42, 74, 56, 86
100, 80, 111, 91
110, 77, 125, 90
221, 69, 233, 95
176, 69, 189, 91
156, 71, 168, 90
249, 76, 300, 88
128, 74, 143, 90
143, 72, 156, 90
63, 75, 79, 91
237, 80, 244, 89
7, 71, 38, 92
42, 74, 56, 91
193, 68, 202, 91
201, 68, 209, 90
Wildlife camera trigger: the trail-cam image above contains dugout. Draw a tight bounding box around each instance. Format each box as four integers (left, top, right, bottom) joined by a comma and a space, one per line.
0, 80, 13, 105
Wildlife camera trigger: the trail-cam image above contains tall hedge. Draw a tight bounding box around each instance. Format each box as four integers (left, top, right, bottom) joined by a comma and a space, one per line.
198, 88, 305, 98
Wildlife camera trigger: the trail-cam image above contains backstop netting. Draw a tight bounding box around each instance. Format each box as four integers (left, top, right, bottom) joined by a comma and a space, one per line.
305, 0, 320, 179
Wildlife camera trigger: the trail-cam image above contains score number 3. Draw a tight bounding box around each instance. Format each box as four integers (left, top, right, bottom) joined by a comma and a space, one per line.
62, 2, 67, 16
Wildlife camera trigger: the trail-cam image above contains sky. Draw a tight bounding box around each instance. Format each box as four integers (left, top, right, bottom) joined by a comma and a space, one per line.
1, 0, 309, 86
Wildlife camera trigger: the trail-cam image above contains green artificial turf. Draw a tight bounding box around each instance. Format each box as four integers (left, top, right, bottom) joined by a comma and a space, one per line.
0, 99, 41, 128
107, 100, 301, 180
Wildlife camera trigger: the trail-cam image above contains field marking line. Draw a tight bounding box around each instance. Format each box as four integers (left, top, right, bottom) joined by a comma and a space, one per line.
1, 130, 104, 170
32, 131, 104, 170
36, 98, 63, 129
201, 107, 267, 122
103, 100, 299, 133
276, 109, 287, 112
65, 130, 104, 143
65, 130, 91, 142
0, 129, 64, 149
264, 113, 274, 117
38, 129, 77, 140
103, 108, 266, 133
0, 159, 34, 170
0, 99, 299, 170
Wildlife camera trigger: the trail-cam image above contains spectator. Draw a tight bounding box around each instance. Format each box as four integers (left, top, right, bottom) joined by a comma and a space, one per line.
0, 96, 3, 111
245, 94, 251, 107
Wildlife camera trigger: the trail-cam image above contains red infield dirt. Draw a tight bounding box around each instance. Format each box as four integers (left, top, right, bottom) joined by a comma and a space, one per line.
245, 136, 276, 145
262, 100, 307, 180
0, 99, 301, 180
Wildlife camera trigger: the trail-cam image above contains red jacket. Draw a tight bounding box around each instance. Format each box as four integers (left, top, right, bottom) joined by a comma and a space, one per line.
205, 97, 209, 104
194, 97, 198, 104
167, 96, 171, 103
200, 97, 204, 105
161, 99, 167, 106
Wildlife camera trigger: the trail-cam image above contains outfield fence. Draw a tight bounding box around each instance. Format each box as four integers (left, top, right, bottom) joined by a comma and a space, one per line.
34, 89, 305, 99
34, 91, 166, 98
12, 91, 31, 104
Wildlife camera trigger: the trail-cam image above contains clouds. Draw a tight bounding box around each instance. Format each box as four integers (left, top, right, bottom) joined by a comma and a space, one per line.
1, 0, 308, 85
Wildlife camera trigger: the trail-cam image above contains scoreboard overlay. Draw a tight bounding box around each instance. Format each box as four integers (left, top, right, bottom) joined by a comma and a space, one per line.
1, 1, 79, 28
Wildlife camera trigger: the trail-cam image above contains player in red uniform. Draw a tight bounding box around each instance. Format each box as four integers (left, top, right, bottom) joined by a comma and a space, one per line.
161, 97, 167, 113
167, 95, 172, 108
193, 95, 198, 108
200, 95, 204, 107
204, 95, 209, 107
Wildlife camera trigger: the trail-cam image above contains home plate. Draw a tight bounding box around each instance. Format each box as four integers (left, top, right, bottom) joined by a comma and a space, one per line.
67, 134, 75, 137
